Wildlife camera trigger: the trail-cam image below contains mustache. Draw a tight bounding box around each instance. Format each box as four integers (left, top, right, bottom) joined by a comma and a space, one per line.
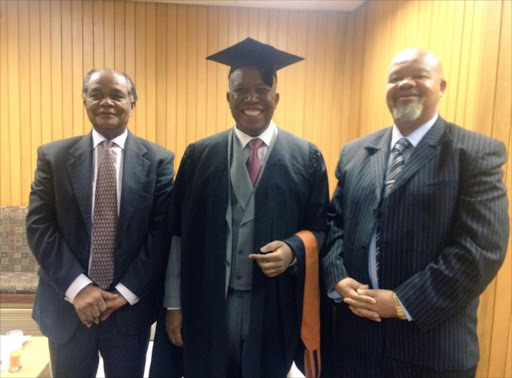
393, 91, 421, 100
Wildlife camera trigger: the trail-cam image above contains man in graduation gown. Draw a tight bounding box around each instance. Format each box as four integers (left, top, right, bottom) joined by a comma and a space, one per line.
152, 38, 329, 378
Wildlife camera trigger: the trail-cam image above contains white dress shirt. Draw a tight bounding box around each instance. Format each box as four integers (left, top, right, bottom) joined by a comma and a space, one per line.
65, 128, 139, 305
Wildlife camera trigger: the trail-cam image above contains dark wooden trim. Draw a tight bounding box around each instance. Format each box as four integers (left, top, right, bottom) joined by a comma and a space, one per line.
0, 293, 36, 304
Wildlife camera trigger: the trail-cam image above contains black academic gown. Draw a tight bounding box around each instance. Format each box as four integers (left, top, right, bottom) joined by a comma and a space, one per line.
174, 128, 329, 377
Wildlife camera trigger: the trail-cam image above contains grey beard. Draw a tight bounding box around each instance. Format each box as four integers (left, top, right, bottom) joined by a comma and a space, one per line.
392, 101, 423, 122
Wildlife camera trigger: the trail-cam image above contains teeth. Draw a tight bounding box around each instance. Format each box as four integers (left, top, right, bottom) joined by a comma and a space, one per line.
243, 109, 262, 116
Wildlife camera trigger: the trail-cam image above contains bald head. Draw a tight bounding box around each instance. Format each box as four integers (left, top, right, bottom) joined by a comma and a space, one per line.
390, 48, 444, 78
386, 48, 447, 135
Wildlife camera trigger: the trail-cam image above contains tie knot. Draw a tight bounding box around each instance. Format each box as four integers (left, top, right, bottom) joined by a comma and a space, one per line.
103, 140, 114, 149
393, 138, 411, 154
248, 138, 263, 151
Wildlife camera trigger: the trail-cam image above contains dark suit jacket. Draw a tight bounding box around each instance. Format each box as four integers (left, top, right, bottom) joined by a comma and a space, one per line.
173, 128, 329, 377
322, 117, 509, 370
27, 130, 174, 344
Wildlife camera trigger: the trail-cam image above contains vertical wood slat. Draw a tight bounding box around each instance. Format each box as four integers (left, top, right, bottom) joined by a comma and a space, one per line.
134, 2, 146, 139
18, 1, 31, 205
0, 0, 10, 204
61, 0, 73, 140
82, 0, 93, 128
0, 1, 510, 375
29, 0, 41, 181
145, 2, 156, 143
165, 4, 177, 156
155, 3, 167, 146
205, 6, 218, 139
92, 0, 104, 68
196, 6, 207, 142
71, 0, 84, 137
185, 6, 197, 147
103, 0, 115, 69
7, 0, 21, 205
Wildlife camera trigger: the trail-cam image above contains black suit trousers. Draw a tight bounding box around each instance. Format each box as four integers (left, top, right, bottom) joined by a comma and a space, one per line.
48, 314, 150, 378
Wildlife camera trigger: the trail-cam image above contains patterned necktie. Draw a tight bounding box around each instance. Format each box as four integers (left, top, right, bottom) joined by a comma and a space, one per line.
90, 140, 118, 289
246, 138, 264, 186
376, 137, 411, 276
383, 138, 411, 197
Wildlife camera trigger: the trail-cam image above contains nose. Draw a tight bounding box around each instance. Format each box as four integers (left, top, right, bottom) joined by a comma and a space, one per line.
99, 97, 115, 106
397, 77, 415, 88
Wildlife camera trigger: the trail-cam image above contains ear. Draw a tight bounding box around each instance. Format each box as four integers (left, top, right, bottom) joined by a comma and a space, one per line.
439, 79, 447, 96
274, 92, 280, 108
226, 91, 231, 106
130, 102, 136, 114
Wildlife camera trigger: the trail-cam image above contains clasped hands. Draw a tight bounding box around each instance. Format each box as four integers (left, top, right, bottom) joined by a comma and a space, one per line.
335, 277, 399, 322
72, 284, 128, 327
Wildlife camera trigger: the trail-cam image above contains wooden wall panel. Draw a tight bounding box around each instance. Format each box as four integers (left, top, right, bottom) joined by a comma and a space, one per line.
0, 0, 10, 204
0, 0, 510, 375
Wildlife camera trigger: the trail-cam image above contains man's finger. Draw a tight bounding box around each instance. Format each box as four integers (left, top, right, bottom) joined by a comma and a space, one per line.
248, 253, 270, 262
102, 291, 119, 300
259, 240, 283, 253
344, 294, 377, 305
170, 328, 183, 347
349, 306, 381, 322
100, 309, 114, 322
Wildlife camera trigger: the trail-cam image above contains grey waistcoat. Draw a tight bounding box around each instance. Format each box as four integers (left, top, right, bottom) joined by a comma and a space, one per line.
225, 130, 275, 292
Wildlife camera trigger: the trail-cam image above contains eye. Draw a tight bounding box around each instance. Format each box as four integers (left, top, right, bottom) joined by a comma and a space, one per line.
233, 88, 248, 95
256, 88, 270, 95
388, 76, 400, 84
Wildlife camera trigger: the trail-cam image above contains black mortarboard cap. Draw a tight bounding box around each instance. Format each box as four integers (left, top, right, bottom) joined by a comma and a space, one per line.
206, 38, 304, 85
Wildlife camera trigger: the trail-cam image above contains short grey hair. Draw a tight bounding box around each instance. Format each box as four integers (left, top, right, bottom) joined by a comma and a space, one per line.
82, 69, 138, 103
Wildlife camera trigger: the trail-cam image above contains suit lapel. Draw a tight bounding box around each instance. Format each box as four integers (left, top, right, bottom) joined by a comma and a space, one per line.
388, 117, 450, 196
67, 133, 94, 233
365, 129, 392, 204
117, 131, 150, 239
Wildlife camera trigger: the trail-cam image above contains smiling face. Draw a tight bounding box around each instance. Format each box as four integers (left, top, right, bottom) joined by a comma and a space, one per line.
386, 49, 446, 135
83, 70, 135, 139
227, 66, 280, 137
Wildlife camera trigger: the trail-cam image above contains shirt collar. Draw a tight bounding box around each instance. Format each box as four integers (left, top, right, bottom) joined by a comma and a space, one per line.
233, 121, 277, 148
391, 113, 438, 148
92, 128, 128, 150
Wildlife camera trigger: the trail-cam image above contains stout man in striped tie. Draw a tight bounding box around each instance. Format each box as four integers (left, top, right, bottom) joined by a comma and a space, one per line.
322, 48, 509, 377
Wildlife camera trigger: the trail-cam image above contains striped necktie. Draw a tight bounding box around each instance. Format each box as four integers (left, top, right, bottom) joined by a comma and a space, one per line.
90, 140, 118, 289
383, 138, 411, 197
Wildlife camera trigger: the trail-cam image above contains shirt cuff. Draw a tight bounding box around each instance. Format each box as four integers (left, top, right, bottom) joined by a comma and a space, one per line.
65, 274, 93, 303
328, 287, 343, 303
396, 294, 413, 321
116, 283, 140, 305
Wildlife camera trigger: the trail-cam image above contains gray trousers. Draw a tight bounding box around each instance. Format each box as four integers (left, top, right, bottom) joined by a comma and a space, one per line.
226, 288, 252, 378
